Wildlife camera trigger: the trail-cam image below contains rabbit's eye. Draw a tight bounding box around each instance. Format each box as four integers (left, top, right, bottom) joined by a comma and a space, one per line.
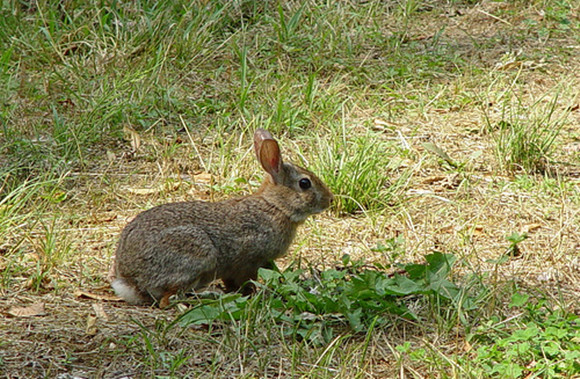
299, 178, 312, 190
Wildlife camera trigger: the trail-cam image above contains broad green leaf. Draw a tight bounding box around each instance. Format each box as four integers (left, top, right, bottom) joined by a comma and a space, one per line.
509, 292, 530, 307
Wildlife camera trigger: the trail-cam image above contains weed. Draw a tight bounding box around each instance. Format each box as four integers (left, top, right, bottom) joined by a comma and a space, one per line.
179, 252, 474, 345
129, 318, 194, 374
505, 231, 528, 257
396, 293, 580, 378
0, 173, 56, 250
467, 294, 580, 378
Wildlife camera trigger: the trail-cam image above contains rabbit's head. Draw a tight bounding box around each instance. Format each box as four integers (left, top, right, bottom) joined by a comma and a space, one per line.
254, 129, 333, 222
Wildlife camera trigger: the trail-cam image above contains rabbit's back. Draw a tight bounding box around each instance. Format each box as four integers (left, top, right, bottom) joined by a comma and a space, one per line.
118, 198, 295, 260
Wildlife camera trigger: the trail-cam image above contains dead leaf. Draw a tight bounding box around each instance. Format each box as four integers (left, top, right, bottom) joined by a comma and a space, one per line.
25, 274, 52, 290
372, 119, 402, 132
176, 303, 189, 313
97, 214, 118, 223
7, 302, 46, 317
523, 223, 541, 233
438, 225, 454, 233
374, 119, 390, 127
463, 340, 472, 352
125, 181, 180, 195
124, 125, 141, 152
472, 226, 485, 235
57, 98, 75, 107
193, 173, 213, 185
422, 175, 447, 185
496, 60, 522, 71
75, 290, 121, 302
92, 303, 109, 321
411, 33, 435, 41
125, 187, 159, 195
86, 315, 98, 336
106, 150, 116, 162
440, 174, 461, 190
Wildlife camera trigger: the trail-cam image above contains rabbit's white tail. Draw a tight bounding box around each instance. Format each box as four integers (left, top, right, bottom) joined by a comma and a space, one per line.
112, 278, 146, 304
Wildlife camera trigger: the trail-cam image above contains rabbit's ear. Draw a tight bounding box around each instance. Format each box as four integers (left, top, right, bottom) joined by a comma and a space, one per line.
254, 128, 274, 159
258, 139, 284, 183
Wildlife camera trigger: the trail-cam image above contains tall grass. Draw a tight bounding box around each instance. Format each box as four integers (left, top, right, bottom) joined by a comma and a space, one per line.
311, 123, 411, 214
0, 171, 69, 288
484, 89, 569, 174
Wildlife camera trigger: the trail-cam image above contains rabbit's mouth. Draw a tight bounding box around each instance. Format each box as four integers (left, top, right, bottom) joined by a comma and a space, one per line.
309, 201, 333, 216
291, 206, 327, 222
319, 192, 334, 211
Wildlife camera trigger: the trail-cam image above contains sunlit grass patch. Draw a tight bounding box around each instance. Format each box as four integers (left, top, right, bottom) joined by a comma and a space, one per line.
310, 124, 412, 215
484, 90, 570, 174
398, 293, 580, 378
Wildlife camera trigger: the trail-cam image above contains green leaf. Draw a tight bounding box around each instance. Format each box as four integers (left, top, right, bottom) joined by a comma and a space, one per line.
258, 267, 282, 282
545, 326, 568, 339
490, 362, 524, 378
422, 142, 458, 167
321, 269, 346, 281
543, 341, 561, 357
404, 263, 427, 280
427, 276, 461, 300
179, 294, 246, 326
179, 252, 470, 342
346, 308, 364, 332
509, 325, 540, 342
395, 342, 411, 353
509, 292, 530, 307
506, 232, 528, 244
425, 252, 456, 277
382, 274, 424, 295
515, 341, 531, 354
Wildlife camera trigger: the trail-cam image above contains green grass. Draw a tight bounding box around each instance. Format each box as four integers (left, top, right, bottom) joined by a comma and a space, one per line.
1, 0, 579, 377
482, 82, 572, 174
312, 124, 412, 214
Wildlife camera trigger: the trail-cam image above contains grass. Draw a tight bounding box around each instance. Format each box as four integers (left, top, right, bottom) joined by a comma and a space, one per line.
483, 79, 572, 173
1, 0, 579, 377
312, 124, 411, 214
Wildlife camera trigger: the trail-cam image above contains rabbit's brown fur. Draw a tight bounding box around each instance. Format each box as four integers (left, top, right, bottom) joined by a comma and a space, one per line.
111, 129, 333, 307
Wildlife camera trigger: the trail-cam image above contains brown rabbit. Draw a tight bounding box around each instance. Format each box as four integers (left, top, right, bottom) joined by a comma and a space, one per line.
111, 129, 333, 307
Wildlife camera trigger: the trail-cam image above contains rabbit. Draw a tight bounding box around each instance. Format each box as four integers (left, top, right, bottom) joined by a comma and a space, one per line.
111, 128, 333, 307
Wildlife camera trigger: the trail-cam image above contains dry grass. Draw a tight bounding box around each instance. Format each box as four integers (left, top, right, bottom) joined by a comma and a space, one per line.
1, 0, 579, 377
